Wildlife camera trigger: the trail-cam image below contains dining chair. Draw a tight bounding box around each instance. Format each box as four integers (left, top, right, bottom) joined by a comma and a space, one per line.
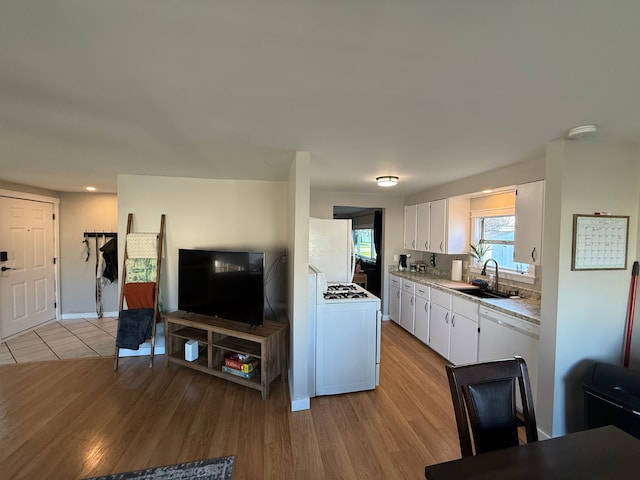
446, 356, 538, 457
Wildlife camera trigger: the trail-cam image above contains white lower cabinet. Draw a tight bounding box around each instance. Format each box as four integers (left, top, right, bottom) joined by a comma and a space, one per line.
414, 284, 429, 345
399, 279, 415, 334
429, 289, 451, 359
389, 274, 401, 324
392, 278, 480, 364
428, 289, 479, 364
449, 296, 479, 365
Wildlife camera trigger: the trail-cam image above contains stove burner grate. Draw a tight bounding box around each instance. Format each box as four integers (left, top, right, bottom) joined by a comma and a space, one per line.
326, 284, 358, 292
323, 291, 369, 300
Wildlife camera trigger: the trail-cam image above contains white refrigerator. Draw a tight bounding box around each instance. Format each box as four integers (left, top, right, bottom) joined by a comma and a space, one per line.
309, 217, 355, 283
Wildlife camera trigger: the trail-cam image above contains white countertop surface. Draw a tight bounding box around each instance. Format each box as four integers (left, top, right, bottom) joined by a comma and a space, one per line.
390, 271, 541, 324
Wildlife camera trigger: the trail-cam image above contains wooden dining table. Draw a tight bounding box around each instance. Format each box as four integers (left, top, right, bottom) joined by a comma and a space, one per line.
425, 425, 640, 480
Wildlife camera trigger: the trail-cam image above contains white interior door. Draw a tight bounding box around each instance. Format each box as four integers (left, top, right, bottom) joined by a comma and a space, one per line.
0, 197, 56, 340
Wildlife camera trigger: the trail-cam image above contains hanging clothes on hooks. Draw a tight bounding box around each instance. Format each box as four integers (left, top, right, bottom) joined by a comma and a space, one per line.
83, 231, 118, 318
100, 237, 118, 283
82, 238, 90, 262
95, 234, 105, 318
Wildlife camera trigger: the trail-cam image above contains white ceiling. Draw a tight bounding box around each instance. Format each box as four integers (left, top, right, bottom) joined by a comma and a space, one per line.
2, 1, 640, 195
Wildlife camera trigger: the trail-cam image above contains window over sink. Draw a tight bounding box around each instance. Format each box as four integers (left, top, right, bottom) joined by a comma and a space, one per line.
470, 207, 535, 283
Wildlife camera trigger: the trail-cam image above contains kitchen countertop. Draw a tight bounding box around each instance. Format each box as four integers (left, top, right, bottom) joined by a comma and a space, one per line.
390, 271, 541, 325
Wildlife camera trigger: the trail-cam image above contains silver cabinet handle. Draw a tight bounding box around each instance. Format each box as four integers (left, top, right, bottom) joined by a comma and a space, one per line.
440, 241, 444, 252
531, 247, 537, 262
445, 312, 449, 324
410, 296, 414, 306
451, 315, 456, 327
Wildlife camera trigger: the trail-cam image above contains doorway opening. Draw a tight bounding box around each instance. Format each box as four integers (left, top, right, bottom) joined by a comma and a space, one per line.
333, 206, 383, 298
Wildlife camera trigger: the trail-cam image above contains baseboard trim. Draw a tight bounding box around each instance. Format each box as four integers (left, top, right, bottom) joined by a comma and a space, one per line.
288, 372, 311, 411
61, 312, 118, 320
290, 396, 311, 412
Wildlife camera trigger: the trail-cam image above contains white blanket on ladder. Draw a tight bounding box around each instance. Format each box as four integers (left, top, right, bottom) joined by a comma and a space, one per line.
126, 233, 158, 258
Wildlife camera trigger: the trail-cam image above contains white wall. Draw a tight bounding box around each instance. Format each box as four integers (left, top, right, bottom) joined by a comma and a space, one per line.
117, 174, 289, 316
59, 193, 119, 316
539, 139, 640, 436
405, 156, 545, 205
310, 191, 406, 318
287, 152, 312, 410
0, 180, 59, 198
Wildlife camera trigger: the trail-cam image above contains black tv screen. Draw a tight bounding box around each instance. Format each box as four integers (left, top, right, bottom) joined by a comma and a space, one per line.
178, 249, 265, 326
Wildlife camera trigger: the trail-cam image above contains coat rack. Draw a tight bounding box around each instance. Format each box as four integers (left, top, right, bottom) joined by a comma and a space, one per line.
83, 232, 117, 238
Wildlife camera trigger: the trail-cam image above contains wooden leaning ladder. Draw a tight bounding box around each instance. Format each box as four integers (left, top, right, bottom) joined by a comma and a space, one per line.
114, 213, 166, 371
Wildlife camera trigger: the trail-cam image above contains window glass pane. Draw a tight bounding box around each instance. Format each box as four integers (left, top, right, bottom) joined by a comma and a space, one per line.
483, 245, 529, 274
352, 229, 375, 261
473, 215, 529, 274
482, 216, 515, 242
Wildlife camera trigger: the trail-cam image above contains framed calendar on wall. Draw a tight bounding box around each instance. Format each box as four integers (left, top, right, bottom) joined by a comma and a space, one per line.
571, 214, 629, 271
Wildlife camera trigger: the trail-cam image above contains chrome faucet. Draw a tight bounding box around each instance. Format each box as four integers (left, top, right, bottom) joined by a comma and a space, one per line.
481, 259, 499, 292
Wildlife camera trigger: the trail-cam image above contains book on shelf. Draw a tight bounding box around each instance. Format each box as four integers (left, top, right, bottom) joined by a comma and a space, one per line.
221, 365, 259, 379
224, 353, 260, 373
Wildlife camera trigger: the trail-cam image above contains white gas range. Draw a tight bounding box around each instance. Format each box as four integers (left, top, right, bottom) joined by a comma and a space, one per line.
309, 267, 382, 396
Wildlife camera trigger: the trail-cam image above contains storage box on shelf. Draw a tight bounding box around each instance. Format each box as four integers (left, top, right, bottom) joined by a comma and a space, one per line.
164, 311, 288, 399
224, 353, 260, 373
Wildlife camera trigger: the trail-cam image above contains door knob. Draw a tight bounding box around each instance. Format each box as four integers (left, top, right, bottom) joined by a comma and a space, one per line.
1, 266, 13, 272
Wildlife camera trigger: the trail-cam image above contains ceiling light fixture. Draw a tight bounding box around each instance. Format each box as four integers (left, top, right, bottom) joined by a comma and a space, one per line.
85, 186, 96, 192
376, 176, 398, 187
567, 124, 597, 140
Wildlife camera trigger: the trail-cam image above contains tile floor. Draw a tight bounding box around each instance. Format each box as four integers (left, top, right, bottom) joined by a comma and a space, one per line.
0, 317, 119, 365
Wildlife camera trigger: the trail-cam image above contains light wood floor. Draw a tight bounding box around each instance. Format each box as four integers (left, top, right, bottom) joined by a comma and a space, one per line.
0, 321, 461, 479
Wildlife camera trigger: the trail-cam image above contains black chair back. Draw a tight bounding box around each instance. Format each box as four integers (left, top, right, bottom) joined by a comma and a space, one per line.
446, 356, 538, 457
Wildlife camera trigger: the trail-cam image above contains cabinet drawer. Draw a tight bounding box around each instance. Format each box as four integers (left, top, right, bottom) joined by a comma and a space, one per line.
430, 288, 451, 308
402, 279, 415, 294
390, 275, 402, 288
415, 284, 429, 300
452, 296, 478, 321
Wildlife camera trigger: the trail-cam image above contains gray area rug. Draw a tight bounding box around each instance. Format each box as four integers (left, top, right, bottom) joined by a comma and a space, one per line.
85, 456, 235, 480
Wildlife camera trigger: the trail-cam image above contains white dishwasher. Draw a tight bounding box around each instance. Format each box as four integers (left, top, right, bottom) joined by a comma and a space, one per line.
478, 306, 540, 406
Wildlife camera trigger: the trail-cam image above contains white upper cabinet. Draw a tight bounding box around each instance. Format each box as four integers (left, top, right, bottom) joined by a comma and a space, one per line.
514, 180, 545, 265
404, 204, 417, 250
429, 197, 470, 255
416, 202, 431, 252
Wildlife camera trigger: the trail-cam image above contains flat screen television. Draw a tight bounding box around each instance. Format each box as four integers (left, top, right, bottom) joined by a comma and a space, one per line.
178, 249, 265, 326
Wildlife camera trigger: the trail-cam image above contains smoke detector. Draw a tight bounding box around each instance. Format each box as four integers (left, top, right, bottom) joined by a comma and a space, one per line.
567, 124, 597, 140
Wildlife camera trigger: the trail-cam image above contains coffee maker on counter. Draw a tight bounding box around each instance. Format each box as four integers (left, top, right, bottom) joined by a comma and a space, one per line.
398, 254, 411, 271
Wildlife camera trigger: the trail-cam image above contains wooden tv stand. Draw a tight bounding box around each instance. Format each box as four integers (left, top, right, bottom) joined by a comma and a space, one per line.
164, 310, 288, 399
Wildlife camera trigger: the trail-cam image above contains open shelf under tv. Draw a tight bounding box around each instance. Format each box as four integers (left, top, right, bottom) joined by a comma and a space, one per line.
164, 310, 288, 399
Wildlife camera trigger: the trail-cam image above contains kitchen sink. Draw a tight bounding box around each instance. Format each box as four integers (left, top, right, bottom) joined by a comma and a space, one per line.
457, 288, 512, 299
